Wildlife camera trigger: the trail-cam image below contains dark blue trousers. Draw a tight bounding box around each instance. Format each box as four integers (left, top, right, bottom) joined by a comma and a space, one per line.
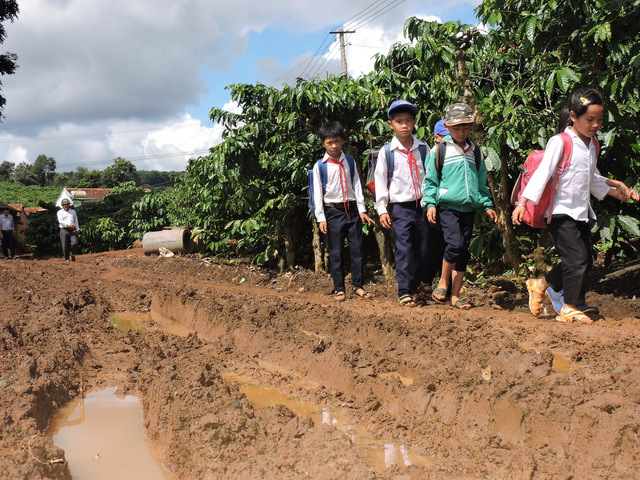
546, 214, 592, 305
390, 201, 427, 297
1, 230, 15, 258
325, 203, 364, 292
439, 206, 474, 272
423, 221, 446, 285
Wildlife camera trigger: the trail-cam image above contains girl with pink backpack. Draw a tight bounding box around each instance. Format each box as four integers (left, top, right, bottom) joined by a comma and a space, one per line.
512, 87, 638, 324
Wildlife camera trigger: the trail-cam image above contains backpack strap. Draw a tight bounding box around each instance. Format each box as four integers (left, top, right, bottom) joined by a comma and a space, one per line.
345, 155, 356, 185
317, 159, 328, 195
418, 144, 427, 165
546, 132, 574, 224
435, 143, 446, 180
384, 143, 394, 186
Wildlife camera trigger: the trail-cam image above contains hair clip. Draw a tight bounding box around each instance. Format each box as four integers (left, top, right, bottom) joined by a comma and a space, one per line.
580, 96, 591, 106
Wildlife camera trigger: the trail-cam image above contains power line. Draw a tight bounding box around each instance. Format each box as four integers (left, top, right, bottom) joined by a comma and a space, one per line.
274, 0, 395, 83
298, 34, 334, 79
307, 39, 342, 79
55, 149, 212, 170
347, 0, 408, 31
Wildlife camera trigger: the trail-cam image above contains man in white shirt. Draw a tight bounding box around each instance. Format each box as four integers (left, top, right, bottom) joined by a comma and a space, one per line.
57, 198, 79, 263
0, 207, 16, 259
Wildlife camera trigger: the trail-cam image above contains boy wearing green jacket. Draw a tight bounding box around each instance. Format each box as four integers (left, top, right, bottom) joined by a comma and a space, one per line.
421, 103, 497, 309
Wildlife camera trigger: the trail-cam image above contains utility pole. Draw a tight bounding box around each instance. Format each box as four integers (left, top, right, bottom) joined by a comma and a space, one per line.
329, 29, 355, 75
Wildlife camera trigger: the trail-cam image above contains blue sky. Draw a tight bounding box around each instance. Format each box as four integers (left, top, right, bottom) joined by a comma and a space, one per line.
1, 0, 480, 172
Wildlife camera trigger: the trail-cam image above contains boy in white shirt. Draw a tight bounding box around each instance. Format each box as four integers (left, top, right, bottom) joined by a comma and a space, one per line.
374, 100, 431, 306
312, 121, 374, 301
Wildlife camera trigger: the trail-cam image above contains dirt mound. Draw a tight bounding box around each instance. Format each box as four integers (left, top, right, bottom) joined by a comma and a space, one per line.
1, 251, 639, 479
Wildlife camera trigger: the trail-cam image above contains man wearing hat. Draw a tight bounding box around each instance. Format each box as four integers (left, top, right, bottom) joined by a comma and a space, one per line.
57, 198, 80, 263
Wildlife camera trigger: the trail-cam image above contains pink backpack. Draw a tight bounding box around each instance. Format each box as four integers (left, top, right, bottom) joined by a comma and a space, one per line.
511, 132, 600, 228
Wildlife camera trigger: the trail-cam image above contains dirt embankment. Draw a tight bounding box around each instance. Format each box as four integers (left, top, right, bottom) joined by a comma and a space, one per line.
1, 250, 639, 479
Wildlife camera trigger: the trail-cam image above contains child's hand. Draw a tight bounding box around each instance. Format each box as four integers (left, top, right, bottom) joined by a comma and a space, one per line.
426, 207, 437, 224
485, 209, 498, 223
319, 221, 327, 234
512, 205, 525, 225
379, 213, 392, 229
360, 213, 375, 226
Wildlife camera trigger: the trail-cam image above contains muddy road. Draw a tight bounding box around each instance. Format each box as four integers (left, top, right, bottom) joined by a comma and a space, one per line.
1, 249, 639, 479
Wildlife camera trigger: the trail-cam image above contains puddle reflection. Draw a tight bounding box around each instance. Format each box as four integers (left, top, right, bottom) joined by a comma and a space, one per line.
222, 373, 469, 475
46, 387, 174, 480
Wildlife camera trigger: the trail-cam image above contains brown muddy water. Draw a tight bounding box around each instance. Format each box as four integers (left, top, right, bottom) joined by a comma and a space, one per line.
46, 387, 174, 480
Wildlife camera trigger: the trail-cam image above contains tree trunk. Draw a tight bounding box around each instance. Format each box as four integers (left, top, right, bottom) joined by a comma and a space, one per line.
487, 163, 521, 273
283, 216, 296, 271
311, 220, 325, 273
373, 221, 395, 279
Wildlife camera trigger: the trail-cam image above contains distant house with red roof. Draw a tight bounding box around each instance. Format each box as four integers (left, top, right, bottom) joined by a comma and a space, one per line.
56, 188, 113, 208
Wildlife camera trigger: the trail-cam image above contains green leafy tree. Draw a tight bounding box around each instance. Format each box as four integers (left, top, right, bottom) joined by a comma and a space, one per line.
0, 0, 19, 120
101, 157, 139, 187
24, 202, 60, 257
78, 181, 145, 253
13, 161, 39, 186
129, 191, 173, 240
0, 160, 13, 181
79, 169, 105, 188
33, 154, 56, 186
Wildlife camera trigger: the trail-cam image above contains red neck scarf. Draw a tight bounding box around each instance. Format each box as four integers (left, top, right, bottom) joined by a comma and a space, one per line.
326, 157, 350, 216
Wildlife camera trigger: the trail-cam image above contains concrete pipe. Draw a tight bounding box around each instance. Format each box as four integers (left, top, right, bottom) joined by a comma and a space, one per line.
142, 228, 194, 255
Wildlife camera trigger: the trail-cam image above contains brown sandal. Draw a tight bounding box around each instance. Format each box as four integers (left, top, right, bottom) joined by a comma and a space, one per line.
556, 306, 593, 324
526, 279, 545, 317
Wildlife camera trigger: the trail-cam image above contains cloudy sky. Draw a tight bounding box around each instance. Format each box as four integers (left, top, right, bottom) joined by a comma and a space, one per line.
0, 0, 479, 175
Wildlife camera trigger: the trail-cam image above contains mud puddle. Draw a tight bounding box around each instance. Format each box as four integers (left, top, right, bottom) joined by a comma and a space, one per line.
222, 373, 476, 478
46, 387, 174, 480
109, 311, 193, 337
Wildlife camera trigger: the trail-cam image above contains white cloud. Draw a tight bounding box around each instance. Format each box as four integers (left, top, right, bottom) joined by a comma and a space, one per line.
0, 0, 475, 172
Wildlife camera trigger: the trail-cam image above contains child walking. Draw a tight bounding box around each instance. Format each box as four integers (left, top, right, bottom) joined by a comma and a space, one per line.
512, 87, 639, 323
312, 121, 375, 301
374, 100, 431, 307
422, 103, 497, 309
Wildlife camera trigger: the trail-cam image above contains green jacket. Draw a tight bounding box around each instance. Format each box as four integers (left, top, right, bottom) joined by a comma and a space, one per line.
421, 139, 493, 213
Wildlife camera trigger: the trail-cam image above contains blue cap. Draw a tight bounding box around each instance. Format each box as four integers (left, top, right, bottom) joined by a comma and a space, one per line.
434, 119, 449, 136
387, 100, 418, 119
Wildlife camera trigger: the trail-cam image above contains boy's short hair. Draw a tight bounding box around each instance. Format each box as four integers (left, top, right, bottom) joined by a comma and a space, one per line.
444, 103, 474, 126
319, 121, 344, 142
387, 100, 418, 119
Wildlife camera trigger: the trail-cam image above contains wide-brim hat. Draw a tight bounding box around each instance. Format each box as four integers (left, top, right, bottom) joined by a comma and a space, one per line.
61, 198, 71, 205
445, 103, 474, 126
387, 99, 419, 119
